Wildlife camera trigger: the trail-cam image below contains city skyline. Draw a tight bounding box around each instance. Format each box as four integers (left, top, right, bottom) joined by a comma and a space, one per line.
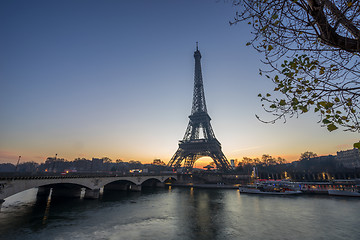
1, 0, 358, 166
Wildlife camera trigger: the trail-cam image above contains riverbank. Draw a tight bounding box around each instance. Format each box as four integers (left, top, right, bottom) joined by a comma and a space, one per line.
171, 183, 239, 189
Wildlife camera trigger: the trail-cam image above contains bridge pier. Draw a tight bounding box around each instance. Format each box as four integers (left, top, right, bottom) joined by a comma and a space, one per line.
129, 184, 142, 192
0, 199, 4, 209
84, 188, 100, 199
51, 187, 82, 198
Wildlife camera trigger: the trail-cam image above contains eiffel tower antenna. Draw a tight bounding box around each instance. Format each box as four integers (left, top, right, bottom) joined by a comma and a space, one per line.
167, 45, 232, 172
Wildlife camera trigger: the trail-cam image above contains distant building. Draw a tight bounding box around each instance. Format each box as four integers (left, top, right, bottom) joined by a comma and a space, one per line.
45, 157, 65, 164
91, 158, 104, 171
73, 158, 92, 172
45, 157, 66, 172
336, 148, 360, 168
230, 159, 235, 169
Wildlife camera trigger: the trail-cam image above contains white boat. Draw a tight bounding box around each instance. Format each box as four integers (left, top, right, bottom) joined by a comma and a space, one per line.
328, 189, 360, 197
328, 184, 360, 197
239, 181, 302, 195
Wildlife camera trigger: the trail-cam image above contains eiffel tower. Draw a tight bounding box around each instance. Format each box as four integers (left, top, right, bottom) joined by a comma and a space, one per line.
167, 44, 232, 172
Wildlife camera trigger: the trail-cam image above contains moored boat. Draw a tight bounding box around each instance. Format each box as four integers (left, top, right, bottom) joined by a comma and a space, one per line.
239, 180, 302, 195
328, 190, 360, 197
328, 185, 360, 197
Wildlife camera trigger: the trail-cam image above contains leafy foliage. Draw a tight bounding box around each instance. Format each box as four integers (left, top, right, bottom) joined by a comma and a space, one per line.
232, 0, 360, 132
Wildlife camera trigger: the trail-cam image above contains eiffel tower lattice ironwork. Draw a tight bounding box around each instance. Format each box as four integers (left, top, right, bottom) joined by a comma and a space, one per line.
167, 44, 232, 172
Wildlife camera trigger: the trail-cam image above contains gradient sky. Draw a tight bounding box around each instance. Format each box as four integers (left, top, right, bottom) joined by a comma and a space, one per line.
0, 0, 358, 166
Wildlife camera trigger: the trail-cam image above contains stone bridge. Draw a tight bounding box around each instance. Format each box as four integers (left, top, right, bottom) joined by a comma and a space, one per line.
0, 173, 177, 204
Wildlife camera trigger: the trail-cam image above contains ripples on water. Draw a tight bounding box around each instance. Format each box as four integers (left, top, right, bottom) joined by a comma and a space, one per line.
1, 187, 360, 240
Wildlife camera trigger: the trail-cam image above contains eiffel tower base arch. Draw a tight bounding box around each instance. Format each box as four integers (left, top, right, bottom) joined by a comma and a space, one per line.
168, 139, 232, 172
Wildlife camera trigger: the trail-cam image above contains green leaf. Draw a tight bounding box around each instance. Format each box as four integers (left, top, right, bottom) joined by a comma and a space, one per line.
322, 119, 331, 124
279, 99, 286, 106
327, 123, 338, 132
291, 98, 299, 105
272, 14, 278, 20
300, 106, 308, 113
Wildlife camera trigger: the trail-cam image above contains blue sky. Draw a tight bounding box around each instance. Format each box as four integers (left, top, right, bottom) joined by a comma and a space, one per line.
0, 0, 358, 165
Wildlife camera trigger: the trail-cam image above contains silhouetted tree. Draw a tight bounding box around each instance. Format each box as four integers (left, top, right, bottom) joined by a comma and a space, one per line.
276, 157, 287, 164
102, 157, 112, 163
261, 154, 276, 165
299, 151, 318, 161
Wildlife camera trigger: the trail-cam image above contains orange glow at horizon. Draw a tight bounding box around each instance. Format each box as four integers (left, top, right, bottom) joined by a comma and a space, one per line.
193, 157, 215, 169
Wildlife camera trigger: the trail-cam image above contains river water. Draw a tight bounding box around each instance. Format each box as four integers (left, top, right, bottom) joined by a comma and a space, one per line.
1, 187, 360, 240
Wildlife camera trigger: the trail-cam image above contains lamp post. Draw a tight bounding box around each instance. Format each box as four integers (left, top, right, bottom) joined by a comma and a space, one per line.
15, 156, 21, 172
51, 153, 57, 173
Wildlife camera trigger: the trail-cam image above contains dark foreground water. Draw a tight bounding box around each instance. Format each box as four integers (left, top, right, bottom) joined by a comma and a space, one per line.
1, 187, 360, 240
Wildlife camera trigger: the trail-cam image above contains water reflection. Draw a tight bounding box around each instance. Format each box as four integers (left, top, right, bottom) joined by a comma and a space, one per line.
1, 187, 360, 240
0, 188, 52, 234
42, 189, 52, 225
175, 188, 226, 239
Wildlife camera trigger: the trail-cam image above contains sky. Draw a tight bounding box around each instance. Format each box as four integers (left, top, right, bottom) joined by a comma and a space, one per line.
0, 0, 358, 167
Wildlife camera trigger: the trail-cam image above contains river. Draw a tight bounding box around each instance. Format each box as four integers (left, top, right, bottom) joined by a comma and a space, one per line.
0, 187, 359, 240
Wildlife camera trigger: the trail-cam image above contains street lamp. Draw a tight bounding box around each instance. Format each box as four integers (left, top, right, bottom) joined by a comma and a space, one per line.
15, 156, 21, 172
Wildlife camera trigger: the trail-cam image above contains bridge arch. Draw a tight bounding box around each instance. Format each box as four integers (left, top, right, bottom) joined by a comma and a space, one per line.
103, 179, 137, 191
97, 175, 177, 188
141, 178, 162, 187
99, 178, 137, 188
0, 178, 94, 200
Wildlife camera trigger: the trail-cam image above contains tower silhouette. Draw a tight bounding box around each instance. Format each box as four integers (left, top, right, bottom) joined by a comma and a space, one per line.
167, 44, 232, 172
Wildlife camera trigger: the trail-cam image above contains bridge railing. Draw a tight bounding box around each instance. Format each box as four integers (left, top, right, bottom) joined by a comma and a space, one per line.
0, 172, 177, 181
